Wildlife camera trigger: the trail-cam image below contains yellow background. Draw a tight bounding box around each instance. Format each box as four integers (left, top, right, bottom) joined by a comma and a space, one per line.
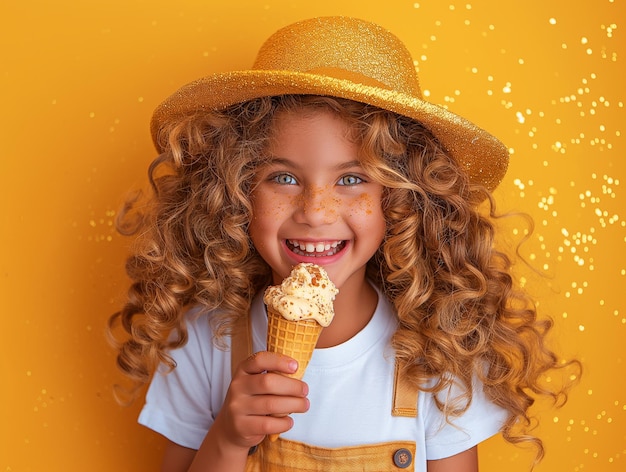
1, 1, 624, 470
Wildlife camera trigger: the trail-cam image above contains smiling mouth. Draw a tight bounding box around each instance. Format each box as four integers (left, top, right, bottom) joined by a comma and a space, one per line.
287, 240, 346, 257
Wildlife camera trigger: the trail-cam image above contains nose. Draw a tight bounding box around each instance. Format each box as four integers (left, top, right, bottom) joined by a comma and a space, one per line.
293, 185, 339, 226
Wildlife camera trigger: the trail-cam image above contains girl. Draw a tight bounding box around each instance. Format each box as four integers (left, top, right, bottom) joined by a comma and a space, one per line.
109, 17, 578, 472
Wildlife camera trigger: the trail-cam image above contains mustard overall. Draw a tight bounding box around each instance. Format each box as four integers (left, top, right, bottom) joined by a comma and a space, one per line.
231, 315, 419, 471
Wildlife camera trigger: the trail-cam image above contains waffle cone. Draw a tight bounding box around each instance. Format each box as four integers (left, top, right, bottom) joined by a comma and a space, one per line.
266, 308, 323, 380
266, 308, 323, 442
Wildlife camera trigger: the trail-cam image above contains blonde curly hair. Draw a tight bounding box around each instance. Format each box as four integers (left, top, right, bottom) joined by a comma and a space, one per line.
109, 94, 578, 464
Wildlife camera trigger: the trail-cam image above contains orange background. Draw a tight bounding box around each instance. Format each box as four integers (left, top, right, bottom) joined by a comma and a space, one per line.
1, 1, 624, 470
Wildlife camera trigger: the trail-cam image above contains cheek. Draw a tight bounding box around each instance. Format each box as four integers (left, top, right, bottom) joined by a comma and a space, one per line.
249, 192, 297, 250
348, 192, 382, 221
349, 192, 387, 242
355, 193, 374, 214
249, 193, 275, 246
252, 191, 290, 220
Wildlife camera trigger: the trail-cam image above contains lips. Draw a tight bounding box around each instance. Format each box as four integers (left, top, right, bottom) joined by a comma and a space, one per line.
287, 239, 346, 257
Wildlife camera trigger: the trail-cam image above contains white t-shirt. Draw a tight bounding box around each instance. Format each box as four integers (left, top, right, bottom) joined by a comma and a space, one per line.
139, 287, 507, 468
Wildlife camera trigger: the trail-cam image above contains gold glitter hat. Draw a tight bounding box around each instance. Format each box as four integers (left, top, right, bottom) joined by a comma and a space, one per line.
151, 16, 509, 191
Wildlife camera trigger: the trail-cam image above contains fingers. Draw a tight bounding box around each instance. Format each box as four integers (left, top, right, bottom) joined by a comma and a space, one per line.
241, 351, 298, 376
232, 350, 309, 409
221, 350, 309, 445
238, 351, 308, 396
223, 409, 295, 445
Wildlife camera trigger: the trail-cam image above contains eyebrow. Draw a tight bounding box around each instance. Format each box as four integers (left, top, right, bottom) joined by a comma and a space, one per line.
263, 156, 364, 171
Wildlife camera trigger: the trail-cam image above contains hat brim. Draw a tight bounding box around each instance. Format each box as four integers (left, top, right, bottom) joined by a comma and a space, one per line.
151, 70, 509, 192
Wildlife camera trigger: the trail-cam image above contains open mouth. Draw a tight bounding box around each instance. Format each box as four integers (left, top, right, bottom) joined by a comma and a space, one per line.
287, 239, 346, 258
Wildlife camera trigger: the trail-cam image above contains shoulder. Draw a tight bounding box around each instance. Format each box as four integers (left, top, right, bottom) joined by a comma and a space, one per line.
153, 305, 232, 384
138, 306, 234, 449
420, 374, 508, 461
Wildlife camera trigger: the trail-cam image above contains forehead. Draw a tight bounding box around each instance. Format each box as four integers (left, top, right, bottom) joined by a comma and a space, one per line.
269, 107, 356, 141
263, 111, 358, 168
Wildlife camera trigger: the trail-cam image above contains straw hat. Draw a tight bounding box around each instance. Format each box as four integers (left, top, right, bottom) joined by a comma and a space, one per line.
151, 16, 509, 191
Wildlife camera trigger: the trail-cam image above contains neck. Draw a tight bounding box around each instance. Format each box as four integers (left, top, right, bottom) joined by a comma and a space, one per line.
316, 273, 378, 348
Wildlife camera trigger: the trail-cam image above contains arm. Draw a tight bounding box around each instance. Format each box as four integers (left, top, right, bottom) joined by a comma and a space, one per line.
160, 352, 309, 472
159, 432, 248, 472
427, 446, 478, 472
161, 442, 195, 472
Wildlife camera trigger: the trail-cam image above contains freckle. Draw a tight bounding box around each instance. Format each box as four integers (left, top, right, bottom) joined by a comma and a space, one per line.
351, 192, 375, 214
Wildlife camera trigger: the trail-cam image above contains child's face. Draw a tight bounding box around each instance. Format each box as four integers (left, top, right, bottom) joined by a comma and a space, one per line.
249, 109, 386, 291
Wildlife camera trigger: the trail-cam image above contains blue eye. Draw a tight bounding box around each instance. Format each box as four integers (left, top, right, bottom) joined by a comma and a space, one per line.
272, 173, 298, 185
338, 175, 363, 186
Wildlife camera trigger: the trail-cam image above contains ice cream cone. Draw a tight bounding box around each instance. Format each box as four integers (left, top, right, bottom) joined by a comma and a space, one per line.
263, 263, 338, 442
266, 307, 323, 441
266, 307, 323, 379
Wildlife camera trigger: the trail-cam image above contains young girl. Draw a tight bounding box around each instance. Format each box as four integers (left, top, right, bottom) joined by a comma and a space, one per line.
110, 17, 578, 472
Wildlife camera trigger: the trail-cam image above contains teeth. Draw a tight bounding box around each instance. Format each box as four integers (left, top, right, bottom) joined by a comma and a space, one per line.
288, 240, 344, 256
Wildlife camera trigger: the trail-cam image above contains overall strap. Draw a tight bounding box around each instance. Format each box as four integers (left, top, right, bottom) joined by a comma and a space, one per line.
392, 361, 419, 418
231, 314, 253, 378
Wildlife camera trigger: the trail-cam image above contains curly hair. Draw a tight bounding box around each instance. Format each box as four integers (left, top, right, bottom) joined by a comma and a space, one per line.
109, 94, 578, 464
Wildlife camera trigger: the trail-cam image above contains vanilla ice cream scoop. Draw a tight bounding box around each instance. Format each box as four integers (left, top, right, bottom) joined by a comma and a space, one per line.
263, 263, 338, 327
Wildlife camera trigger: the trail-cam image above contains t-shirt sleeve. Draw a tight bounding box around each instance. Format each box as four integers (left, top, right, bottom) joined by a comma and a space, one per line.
422, 376, 508, 460
138, 313, 228, 450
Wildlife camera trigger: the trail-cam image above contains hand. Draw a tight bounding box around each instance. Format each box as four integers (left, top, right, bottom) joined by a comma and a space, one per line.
212, 351, 310, 450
